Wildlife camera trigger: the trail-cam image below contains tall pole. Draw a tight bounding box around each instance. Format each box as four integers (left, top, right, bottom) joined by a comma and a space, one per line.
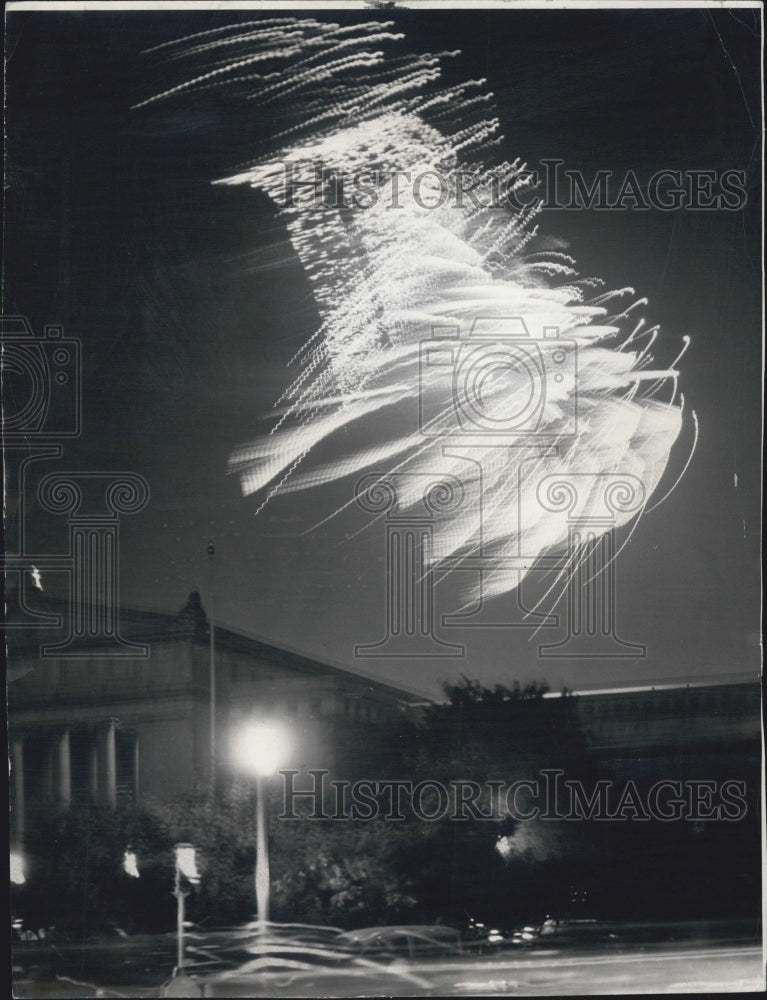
174, 867, 186, 971
255, 774, 270, 931
208, 542, 216, 783
173, 843, 199, 973
176, 890, 185, 970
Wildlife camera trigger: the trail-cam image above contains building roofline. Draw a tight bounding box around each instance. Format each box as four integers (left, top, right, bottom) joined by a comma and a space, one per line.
543, 672, 761, 698
4, 593, 433, 704
210, 620, 432, 703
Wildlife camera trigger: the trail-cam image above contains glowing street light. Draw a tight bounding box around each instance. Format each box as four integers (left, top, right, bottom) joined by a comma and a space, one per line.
233, 720, 292, 777
175, 844, 201, 886
232, 720, 292, 931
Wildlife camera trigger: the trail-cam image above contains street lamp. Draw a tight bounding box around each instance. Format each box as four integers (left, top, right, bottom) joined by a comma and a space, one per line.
208, 541, 216, 790
232, 720, 292, 932
173, 843, 200, 971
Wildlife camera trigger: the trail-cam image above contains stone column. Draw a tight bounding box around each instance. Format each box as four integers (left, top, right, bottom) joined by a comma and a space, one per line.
44, 739, 54, 799
133, 733, 140, 804
89, 733, 99, 800
58, 728, 71, 806
95, 719, 117, 808
11, 738, 25, 844
105, 719, 117, 808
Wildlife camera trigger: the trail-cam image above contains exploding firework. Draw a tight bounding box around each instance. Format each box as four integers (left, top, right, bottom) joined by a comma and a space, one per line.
139, 17, 694, 606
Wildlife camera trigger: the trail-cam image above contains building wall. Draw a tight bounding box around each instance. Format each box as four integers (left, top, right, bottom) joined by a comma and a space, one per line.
571, 682, 761, 781
8, 624, 413, 843
13, 599, 756, 849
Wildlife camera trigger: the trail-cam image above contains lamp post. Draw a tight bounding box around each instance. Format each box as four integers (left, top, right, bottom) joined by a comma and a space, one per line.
173, 843, 200, 972
10, 851, 26, 942
207, 542, 216, 783
232, 721, 291, 932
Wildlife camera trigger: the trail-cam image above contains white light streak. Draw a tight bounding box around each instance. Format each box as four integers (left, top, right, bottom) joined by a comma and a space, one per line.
144, 18, 693, 605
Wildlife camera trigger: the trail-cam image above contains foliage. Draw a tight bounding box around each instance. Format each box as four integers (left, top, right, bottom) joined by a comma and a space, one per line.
16, 800, 175, 937
14, 678, 600, 935
378, 677, 602, 927
17, 678, 757, 935
269, 816, 418, 928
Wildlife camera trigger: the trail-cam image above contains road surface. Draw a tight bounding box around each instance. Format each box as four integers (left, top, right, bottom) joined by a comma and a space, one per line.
12, 924, 764, 996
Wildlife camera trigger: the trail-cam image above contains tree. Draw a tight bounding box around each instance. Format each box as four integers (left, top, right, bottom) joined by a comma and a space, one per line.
269, 816, 418, 928
18, 801, 176, 937
380, 677, 603, 928
15, 679, 607, 936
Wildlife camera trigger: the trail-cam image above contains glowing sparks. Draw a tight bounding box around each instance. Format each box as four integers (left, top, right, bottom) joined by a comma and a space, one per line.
143, 18, 693, 605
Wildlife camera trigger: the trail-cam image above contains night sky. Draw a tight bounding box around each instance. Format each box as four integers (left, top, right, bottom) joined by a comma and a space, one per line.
4, 4, 762, 699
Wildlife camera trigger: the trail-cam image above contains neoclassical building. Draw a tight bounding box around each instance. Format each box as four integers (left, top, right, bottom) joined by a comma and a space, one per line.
559, 676, 761, 778
7, 591, 426, 846
7, 587, 760, 849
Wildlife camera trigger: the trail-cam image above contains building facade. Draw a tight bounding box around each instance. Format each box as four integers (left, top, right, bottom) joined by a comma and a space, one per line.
562, 678, 761, 779
7, 588, 761, 848
7, 592, 425, 845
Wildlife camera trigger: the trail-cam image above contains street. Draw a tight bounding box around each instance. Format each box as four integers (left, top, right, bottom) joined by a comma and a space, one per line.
11, 922, 764, 997
426, 944, 764, 996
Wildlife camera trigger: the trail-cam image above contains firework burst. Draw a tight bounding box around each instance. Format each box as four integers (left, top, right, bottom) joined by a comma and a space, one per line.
140, 17, 694, 606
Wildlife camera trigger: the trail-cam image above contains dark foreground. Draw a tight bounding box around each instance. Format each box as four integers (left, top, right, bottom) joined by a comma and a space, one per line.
12, 919, 764, 997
